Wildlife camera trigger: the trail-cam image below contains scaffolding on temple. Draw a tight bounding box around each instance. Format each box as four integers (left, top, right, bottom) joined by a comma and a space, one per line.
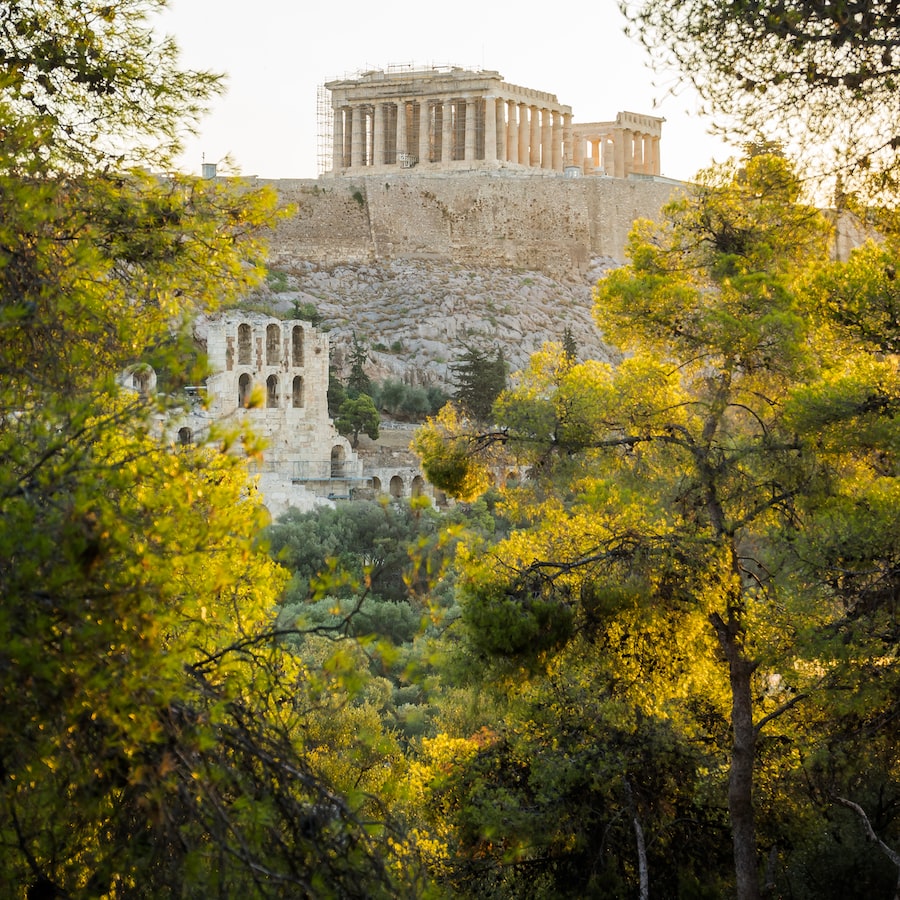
316, 82, 333, 177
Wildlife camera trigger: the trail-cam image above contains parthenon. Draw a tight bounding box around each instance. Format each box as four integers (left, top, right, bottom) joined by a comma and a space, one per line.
322, 65, 663, 178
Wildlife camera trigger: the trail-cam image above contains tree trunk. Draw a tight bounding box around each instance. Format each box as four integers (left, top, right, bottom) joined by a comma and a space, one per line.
712, 612, 760, 900
624, 779, 649, 900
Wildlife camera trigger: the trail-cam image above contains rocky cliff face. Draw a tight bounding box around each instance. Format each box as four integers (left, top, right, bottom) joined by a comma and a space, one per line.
235, 173, 683, 385
247, 256, 624, 387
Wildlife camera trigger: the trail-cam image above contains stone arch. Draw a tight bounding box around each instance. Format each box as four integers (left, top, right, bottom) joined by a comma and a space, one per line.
133, 370, 150, 396
292, 325, 304, 367
266, 323, 281, 365
128, 364, 156, 397
238, 323, 252, 365
411, 475, 425, 497
372, 476, 382, 493
389, 475, 404, 498
177, 426, 193, 446
238, 373, 252, 408
266, 374, 278, 408
331, 445, 346, 478
292, 375, 304, 408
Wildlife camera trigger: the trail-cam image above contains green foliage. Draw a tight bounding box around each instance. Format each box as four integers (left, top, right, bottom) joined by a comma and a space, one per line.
336, 393, 380, 447
624, 0, 900, 193
327, 364, 348, 417
265, 268, 290, 292
0, 3, 419, 896
374, 379, 448, 421
0, 0, 222, 173
266, 499, 440, 604
291, 298, 324, 326
414, 156, 900, 899
457, 564, 575, 661
450, 344, 508, 422
561, 324, 578, 364
347, 331, 373, 397
409, 649, 732, 898
412, 404, 495, 502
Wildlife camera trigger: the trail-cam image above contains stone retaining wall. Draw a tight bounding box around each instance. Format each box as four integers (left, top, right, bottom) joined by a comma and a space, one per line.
263, 174, 682, 279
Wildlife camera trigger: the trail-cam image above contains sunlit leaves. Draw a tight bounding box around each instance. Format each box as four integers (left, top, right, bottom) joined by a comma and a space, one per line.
412, 404, 494, 501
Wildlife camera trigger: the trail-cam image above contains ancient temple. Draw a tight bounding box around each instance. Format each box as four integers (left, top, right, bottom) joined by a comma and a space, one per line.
322, 65, 663, 178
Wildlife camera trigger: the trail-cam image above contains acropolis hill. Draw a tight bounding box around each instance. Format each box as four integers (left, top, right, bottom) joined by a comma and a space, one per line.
246, 65, 680, 280
235, 66, 683, 385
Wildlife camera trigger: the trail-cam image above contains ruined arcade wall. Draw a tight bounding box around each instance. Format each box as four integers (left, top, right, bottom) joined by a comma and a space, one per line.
263, 174, 681, 278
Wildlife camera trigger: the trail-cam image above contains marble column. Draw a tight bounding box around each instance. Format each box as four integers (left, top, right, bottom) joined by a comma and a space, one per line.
651, 135, 660, 175
396, 101, 407, 163
484, 96, 498, 162
518, 103, 529, 166
350, 104, 363, 169
602, 137, 613, 175
440, 100, 452, 163
373, 103, 385, 167
332, 106, 344, 171
551, 111, 562, 170
464, 97, 477, 162
529, 105, 541, 167
418, 102, 430, 164
642, 134, 653, 175
495, 97, 506, 162
613, 128, 626, 177
632, 131, 643, 174
563, 112, 573, 168
573, 131, 584, 170
507, 100, 518, 164
540, 109, 551, 169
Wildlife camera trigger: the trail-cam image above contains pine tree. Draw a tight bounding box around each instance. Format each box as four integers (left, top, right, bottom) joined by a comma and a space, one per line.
450, 345, 507, 422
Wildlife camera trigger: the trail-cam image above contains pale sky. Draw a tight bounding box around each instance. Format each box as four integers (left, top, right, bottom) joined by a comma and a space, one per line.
156, 0, 734, 182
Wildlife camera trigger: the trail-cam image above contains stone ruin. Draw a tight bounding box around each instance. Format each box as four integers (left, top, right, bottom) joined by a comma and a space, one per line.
322, 65, 663, 179
121, 313, 436, 517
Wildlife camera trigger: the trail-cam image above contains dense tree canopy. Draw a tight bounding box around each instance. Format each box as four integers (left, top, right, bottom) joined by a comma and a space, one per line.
623, 0, 900, 193
0, 2, 419, 896
414, 156, 900, 899
336, 393, 381, 448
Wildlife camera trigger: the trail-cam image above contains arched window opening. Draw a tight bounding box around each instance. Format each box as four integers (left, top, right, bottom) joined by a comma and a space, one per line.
389, 475, 403, 498
238, 373, 252, 408
177, 427, 193, 446
266, 324, 281, 365
266, 374, 278, 408
372, 476, 382, 493
411, 475, 425, 497
292, 325, 304, 367
238, 323, 252, 365
133, 370, 151, 396
292, 376, 304, 408
331, 445, 346, 478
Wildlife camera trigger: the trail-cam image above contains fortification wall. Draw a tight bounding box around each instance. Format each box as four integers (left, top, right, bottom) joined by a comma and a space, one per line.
263, 174, 682, 278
